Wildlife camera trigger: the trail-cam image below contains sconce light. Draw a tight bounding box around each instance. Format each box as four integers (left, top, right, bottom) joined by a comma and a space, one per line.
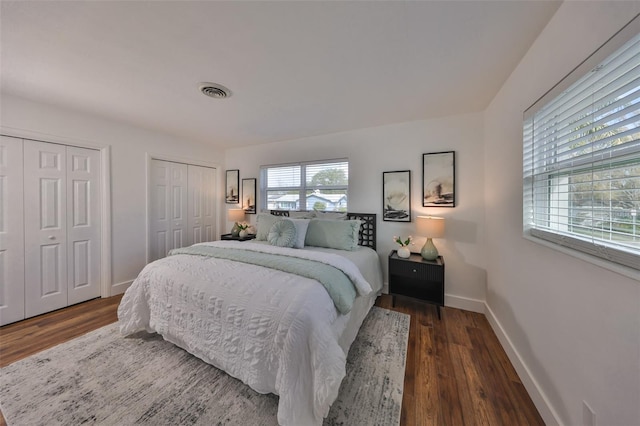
416, 216, 445, 261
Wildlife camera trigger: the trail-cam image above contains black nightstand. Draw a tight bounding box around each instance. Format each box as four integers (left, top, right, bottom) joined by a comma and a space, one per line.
220, 233, 256, 241
388, 250, 445, 319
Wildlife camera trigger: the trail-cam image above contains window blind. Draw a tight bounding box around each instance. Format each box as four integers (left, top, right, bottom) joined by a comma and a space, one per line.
261, 159, 349, 212
523, 18, 640, 271
266, 165, 301, 189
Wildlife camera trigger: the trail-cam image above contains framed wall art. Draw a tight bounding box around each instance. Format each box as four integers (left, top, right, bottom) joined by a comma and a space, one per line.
423, 151, 455, 207
242, 178, 257, 214
225, 169, 239, 204
383, 170, 411, 222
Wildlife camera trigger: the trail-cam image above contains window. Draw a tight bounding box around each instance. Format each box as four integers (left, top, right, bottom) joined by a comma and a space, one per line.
260, 159, 349, 212
523, 19, 640, 271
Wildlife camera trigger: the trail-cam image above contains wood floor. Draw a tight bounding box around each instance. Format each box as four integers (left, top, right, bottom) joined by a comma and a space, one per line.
375, 295, 544, 426
0, 294, 544, 426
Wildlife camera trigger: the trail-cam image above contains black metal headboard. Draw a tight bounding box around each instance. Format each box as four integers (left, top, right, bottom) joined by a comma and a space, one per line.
270, 210, 377, 251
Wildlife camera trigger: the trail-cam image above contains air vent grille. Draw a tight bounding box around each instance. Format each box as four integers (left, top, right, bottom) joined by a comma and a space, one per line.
199, 83, 231, 99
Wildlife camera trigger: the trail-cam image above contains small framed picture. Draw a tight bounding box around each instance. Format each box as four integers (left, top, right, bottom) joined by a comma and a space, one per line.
242, 178, 257, 214
383, 170, 411, 222
423, 151, 455, 207
225, 169, 239, 204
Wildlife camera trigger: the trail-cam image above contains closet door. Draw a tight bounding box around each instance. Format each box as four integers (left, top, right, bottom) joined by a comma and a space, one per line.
67, 146, 101, 305
149, 160, 188, 261
24, 140, 68, 317
0, 136, 25, 325
187, 165, 217, 244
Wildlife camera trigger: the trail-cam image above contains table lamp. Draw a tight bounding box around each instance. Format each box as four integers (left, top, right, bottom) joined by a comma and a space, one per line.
416, 216, 445, 261
227, 208, 245, 237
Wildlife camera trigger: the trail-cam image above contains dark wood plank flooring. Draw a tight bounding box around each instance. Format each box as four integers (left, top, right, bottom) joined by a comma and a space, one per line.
0, 293, 544, 425
375, 294, 544, 426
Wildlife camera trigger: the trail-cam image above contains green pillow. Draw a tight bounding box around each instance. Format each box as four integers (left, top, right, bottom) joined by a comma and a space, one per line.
268, 219, 297, 248
256, 213, 281, 241
304, 219, 361, 251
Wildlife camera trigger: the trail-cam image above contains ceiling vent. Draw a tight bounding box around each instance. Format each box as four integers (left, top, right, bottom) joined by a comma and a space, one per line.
199, 82, 232, 99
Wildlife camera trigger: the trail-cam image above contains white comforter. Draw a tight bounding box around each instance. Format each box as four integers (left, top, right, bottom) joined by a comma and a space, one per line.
118, 241, 374, 425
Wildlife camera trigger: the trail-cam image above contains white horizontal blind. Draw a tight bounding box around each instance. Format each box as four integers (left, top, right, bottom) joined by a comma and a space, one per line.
266, 165, 301, 189
261, 159, 348, 211
523, 24, 640, 271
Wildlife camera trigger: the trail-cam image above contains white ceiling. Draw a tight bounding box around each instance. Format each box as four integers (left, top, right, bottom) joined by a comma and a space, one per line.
1, 1, 561, 149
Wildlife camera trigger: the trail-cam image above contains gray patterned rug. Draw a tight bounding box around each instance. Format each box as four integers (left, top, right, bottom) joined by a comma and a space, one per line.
0, 306, 409, 425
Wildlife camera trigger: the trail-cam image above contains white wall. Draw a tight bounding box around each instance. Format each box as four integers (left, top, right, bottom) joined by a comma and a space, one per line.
225, 113, 487, 311
484, 3, 640, 426
1, 94, 223, 294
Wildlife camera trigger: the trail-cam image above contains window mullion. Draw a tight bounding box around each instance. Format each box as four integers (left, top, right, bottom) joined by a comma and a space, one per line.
300, 165, 306, 210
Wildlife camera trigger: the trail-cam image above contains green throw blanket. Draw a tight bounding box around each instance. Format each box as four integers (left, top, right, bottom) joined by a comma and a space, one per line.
169, 245, 357, 314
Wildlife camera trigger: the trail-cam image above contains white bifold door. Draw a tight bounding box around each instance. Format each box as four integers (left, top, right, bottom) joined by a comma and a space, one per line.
0, 137, 102, 325
149, 159, 216, 262
24, 140, 101, 318
0, 136, 25, 325
187, 164, 217, 245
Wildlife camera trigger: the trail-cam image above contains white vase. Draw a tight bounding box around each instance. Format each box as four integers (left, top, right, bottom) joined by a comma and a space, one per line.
397, 246, 411, 258
239, 229, 248, 238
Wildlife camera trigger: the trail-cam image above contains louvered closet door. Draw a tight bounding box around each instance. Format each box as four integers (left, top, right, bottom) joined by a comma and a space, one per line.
187, 165, 217, 244
24, 140, 68, 317
149, 160, 188, 261
0, 136, 25, 325
66, 146, 101, 305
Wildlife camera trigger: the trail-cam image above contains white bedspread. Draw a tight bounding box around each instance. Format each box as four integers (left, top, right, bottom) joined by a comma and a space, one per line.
118, 242, 377, 426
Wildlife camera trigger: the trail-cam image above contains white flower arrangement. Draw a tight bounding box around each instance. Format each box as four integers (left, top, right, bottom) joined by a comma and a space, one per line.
393, 235, 413, 247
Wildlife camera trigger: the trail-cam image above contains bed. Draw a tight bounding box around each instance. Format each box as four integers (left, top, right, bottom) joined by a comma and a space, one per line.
117, 212, 382, 426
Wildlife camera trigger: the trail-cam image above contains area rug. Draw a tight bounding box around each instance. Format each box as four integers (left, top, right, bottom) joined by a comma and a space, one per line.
0, 306, 409, 425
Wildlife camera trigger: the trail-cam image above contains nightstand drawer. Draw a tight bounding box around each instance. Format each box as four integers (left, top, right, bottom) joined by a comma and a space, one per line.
389, 257, 444, 281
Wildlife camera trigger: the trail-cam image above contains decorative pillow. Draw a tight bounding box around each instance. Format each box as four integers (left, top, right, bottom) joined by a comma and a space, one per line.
288, 210, 317, 219
314, 210, 348, 220
304, 219, 361, 251
256, 213, 281, 241
268, 219, 297, 248
288, 218, 311, 248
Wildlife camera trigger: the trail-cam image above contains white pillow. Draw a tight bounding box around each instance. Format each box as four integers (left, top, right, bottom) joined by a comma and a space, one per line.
288, 218, 311, 248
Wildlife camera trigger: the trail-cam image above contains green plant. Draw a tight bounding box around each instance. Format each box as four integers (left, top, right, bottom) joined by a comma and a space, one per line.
393, 235, 412, 247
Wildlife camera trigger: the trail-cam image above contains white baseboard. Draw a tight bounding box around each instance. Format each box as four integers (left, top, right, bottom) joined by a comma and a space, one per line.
445, 294, 485, 313
110, 280, 133, 296
484, 303, 562, 426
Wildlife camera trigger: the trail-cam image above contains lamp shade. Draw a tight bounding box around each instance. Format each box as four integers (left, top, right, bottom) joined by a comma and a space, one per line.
227, 208, 245, 222
416, 216, 445, 238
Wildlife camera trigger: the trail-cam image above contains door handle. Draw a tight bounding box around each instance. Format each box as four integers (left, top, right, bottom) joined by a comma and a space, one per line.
48, 235, 56, 240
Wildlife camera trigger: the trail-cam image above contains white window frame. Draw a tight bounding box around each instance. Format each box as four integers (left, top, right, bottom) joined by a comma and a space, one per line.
260, 158, 349, 212
523, 15, 640, 278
